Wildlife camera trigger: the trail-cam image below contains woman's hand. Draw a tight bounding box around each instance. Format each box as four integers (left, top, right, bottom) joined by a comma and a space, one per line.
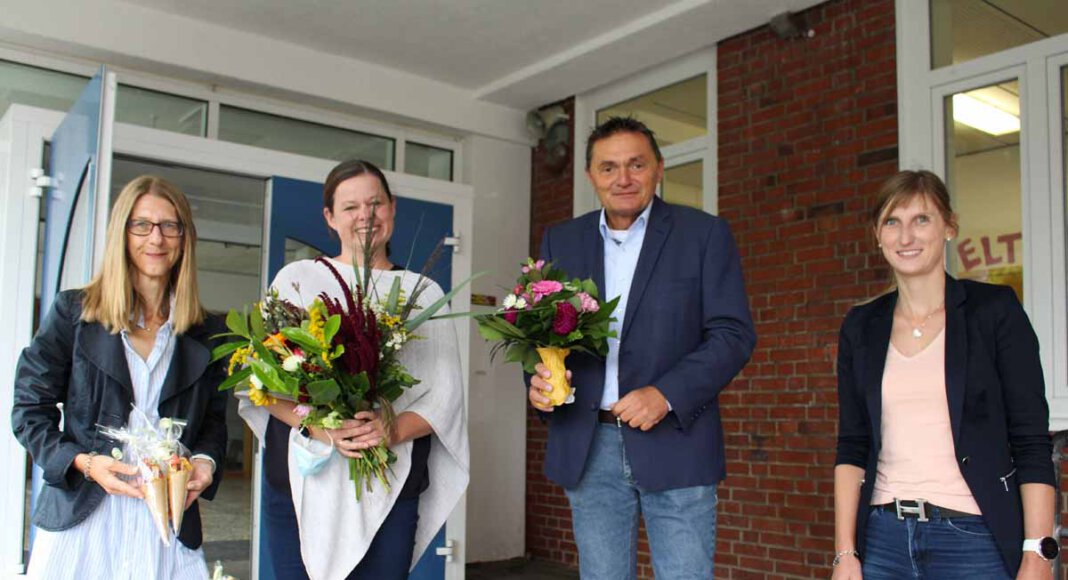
183, 458, 215, 510
1016, 552, 1053, 580
77, 453, 143, 499
333, 411, 390, 459
831, 553, 862, 580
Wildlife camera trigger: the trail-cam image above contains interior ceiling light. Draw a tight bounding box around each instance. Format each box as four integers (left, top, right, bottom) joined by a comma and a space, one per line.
952, 93, 1020, 136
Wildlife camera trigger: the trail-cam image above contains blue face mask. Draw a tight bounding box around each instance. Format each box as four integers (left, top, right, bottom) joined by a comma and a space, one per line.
289, 431, 334, 477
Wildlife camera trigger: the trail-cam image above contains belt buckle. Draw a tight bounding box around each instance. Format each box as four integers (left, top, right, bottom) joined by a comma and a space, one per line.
894, 498, 928, 522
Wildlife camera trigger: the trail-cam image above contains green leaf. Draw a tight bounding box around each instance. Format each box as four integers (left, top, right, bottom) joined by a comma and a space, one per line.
217, 367, 252, 391
248, 358, 288, 395
226, 308, 250, 339
520, 349, 542, 374
306, 379, 341, 405
405, 271, 488, 331
250, 306, 266, 340
504, 343, 530, 364
476, 322, 506, 341
386, 277, 403, 314
322, 314, 341, 345
280, 327, 322, 353
211, 341, 245, 363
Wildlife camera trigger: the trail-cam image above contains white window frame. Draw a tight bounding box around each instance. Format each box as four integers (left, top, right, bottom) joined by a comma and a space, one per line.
572, 46, 717, 217
897, 0, 1068, 427
0, 44, 465, 182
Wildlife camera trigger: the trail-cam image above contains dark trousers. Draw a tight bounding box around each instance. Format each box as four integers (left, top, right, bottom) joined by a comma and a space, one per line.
261, 473, 420, 580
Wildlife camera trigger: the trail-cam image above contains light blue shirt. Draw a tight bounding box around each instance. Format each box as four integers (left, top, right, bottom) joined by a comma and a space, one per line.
599, 201, 653, 410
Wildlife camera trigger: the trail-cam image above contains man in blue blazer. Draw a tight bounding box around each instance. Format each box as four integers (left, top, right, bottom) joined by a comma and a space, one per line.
529, 117, 756, 579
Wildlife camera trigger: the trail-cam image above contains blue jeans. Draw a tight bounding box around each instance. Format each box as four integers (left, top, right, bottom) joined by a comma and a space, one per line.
564, 424, 718, 580
262, 472, 420, 580
863, 506, 1011, 579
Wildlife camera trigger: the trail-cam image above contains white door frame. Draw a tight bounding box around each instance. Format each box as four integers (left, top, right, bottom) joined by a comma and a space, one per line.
0, 105, 472, 579
896, 0, 1068, 427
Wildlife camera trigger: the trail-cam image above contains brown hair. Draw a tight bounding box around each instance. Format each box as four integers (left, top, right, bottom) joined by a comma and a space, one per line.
871, 169, 958, 234
81, 175, 204, 334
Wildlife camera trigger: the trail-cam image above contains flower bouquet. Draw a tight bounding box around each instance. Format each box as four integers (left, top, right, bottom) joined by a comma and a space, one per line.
475, 258, 619, 406
99, 415, 192, 544
215, 234, 478, 500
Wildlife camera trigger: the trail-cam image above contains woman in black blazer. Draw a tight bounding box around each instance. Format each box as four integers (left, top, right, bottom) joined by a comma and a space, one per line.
12, 175, 228, 579
832, 170, 1056, 580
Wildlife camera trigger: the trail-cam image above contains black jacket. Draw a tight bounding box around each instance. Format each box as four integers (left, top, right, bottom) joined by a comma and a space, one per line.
835, 275, 1055, 575
12, 289, 228, 549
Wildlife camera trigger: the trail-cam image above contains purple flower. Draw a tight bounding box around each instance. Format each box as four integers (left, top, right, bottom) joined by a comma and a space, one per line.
533, 259, 545, 270
552, 302, 578, 335
530, 280, 563, 300
503, 310, 518, 325
576, 292, 600, 313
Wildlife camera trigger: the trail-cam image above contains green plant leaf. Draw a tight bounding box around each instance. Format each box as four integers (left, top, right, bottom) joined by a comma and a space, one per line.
306, 379, 341, 405
405, 271, 488, 331
226, 308, 250, 339
281, 327, 323, 353
386, 276, 403, 314
250, 305, 266, 340
217, 367, 251, 391
211, 341, 245, 363
322, 314, 341, 345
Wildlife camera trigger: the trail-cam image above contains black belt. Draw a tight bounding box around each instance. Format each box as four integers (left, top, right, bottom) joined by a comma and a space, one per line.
875, 499, 978, 521
598, 410, 620, 425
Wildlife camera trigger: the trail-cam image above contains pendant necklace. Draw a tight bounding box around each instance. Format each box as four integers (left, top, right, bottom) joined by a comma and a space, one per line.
907, 302, 944, 339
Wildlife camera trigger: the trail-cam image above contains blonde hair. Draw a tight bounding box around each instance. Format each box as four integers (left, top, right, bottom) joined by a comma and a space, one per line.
80, 175, 204, 334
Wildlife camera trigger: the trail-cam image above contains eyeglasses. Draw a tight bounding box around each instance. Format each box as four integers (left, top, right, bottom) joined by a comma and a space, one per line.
127, 219, 184, 238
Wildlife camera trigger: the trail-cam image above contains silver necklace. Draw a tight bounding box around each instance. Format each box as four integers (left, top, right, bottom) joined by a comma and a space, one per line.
905, 303, 944, 339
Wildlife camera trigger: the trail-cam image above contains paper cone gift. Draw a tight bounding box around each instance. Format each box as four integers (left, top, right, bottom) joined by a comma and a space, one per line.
536, 346, 572, 406
168, 456, 193, 533
142, 460, 171, 546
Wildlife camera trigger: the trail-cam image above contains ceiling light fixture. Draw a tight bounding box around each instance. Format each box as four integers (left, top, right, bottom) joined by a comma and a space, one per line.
952, 93, 1020, 136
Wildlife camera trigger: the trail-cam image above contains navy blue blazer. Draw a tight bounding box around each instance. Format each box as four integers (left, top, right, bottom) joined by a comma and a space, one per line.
12, 289, 229, 549
538, 197, 756, 491
835, 275, 1055, 575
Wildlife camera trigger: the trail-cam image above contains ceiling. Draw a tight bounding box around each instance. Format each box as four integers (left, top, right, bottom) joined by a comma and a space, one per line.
118, 0, 826, 109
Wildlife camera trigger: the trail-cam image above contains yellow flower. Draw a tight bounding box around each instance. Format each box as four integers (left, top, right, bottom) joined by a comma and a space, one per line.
248, 386, 276, 407
309, 303, 327, 345
379, 313, 402, 329
227, 345, 252, 376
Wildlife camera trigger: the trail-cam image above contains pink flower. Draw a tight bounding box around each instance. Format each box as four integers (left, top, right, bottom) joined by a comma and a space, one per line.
552, 302, 578, 335
530, 280, 563, 300
513, 284, 525, 295
576, 292, 600, 313
521, 266, 530, 274
521, 293, 534, 308
293, 404, 312, 419
503, 310, 518, 325
533, 259, 545, 270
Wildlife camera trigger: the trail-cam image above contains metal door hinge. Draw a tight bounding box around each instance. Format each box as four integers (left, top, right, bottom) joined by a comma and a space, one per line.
443, 235, 461, 254
29, 168, 53, 198
435, 539, 455, 562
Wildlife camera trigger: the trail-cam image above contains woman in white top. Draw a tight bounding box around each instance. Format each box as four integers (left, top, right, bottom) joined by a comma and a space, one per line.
240, 159, 469, 580
12, 175, 229, 580
832, 170, 1055, 579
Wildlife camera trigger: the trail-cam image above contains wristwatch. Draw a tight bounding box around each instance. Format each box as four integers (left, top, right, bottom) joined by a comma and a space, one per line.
1022, 537, 1060, 560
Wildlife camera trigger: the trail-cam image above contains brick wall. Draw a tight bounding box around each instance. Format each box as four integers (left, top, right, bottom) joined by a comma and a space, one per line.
526, 97, 582, 568
715, 0, 898, 577
522, 0, 998, 578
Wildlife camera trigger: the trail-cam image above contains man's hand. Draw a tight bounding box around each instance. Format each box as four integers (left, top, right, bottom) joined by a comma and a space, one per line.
529, 362, 570, 412
184, 458, 215, 509
611, 386, 669, 431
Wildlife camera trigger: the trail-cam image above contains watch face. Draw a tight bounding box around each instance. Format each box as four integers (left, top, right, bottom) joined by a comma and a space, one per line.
1040, 537, 1060, 559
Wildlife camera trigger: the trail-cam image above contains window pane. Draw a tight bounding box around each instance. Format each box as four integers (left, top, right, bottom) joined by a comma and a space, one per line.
931, 0, 1068, 69
944, 80, 1022, 301
405, 142, 453, 181
115, 85, 207, 136
662, 160, 702, 209
218, 105, 394, 169
0, 60, 86, 118
596, 75, 706, 146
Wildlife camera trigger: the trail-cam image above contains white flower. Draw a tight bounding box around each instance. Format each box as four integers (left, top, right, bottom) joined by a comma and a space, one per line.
250, 373, 264, 389
282, 354, 305, 372
514, 297, 528, 309
503, 294, 518, 309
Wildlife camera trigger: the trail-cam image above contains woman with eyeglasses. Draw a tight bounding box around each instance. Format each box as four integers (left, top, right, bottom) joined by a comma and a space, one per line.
12, 175, 228, 579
